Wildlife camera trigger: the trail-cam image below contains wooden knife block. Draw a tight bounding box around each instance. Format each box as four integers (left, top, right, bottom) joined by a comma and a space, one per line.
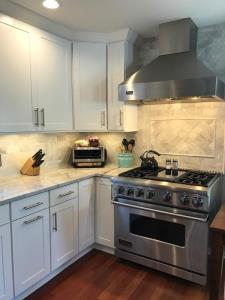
20, 157, 40, 176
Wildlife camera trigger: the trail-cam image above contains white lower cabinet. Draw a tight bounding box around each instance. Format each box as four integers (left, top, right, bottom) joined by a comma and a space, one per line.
0, 223, 13, 300
0, 176, 114, 299
78, 178, 95, 252
50, 198, 78, 271
96, 178, 114, 248
12, 209, 50, 296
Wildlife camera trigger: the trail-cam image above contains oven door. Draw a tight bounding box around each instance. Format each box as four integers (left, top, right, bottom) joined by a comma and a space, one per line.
113, 197, 208, 275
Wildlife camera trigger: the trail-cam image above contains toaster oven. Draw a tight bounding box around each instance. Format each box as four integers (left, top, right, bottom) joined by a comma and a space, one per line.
72, 146, 107, 167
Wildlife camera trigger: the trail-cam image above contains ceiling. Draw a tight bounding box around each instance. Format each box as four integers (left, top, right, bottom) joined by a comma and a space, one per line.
10, 0, 225, 37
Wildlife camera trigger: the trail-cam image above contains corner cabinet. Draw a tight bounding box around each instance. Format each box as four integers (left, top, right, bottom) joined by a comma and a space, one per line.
78, 178, 95, 251
107, 41, 138, 132
73, 42, 107, 131
31, 33, 73, 131
96, 178, 114, 248
0, 20, 35, 133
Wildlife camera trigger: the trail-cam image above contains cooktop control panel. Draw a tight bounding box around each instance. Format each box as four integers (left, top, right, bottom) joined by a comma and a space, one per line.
113, 183, 209, 212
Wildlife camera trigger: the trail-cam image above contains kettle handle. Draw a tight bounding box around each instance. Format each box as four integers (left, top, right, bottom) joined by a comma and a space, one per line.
148, 150, 160, 157
139, 151, 149, 161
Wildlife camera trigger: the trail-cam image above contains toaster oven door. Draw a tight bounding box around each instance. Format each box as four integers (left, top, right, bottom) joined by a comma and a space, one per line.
73, 148, 104, 162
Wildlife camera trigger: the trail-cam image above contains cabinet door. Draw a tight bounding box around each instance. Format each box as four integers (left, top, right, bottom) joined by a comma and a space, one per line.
12, 209, 50, 296
78, 178, 95, 252
73, 42, 107, 131
51, 198, 78, 271
0, 20, 34, 132
107, 41, 125, 131
96, 178, 114, 248
32, 33, 73, 131
0, 224, 13, 300
107, 41, 137, 132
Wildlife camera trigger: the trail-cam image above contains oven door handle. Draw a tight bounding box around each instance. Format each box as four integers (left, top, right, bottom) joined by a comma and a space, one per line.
111, 201, 208, 222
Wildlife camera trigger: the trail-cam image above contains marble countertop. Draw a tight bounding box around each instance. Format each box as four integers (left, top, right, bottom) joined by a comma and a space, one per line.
0, 165, 131, 205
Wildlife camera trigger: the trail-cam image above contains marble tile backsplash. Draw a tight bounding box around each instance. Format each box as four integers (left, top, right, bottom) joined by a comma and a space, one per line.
0, 132, 134, 177
134, 102, 225, 172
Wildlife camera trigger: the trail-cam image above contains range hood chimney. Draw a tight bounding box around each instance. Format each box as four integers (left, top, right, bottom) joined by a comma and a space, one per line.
119, 18, 225, 103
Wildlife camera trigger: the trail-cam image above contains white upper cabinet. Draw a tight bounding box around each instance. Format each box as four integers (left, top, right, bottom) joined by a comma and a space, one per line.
73, 42, 107, 131
0, 20, 34, 132
107, 41, 137, 132
31, 33, 73, 131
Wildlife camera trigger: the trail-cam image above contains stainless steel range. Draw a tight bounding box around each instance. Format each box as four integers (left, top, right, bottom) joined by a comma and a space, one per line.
111, 167, 222, 285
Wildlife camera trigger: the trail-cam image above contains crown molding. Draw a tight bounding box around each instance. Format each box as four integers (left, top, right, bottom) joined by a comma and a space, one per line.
1, 0, 142, 44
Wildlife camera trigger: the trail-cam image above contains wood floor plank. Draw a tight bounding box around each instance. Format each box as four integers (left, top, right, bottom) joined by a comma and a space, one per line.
26, 250, 208, 300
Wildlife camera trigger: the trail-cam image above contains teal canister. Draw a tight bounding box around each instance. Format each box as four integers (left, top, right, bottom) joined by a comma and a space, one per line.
117, 153, 134, 168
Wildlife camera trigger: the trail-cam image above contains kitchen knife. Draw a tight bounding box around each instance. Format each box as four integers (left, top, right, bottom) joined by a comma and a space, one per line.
32, 153, 45, 167
35, 160, 44, 167
32, 159, 45, 168
32, 149, 42, 160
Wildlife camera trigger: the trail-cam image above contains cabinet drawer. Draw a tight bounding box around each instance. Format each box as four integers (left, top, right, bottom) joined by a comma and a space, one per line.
50, 182, 78, 206
0, 204, 10, 225
11, 192, 49, 221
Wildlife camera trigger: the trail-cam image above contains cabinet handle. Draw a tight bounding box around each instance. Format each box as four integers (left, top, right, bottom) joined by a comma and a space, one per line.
119, 110, 123, 127
58, 191, 74, 198
24, 215, 43, 225
34, 108, 39, 126
101, 111, 106, 127
40, 108, 45, 126
23, 202, 44, 210
53, 213, 57, 231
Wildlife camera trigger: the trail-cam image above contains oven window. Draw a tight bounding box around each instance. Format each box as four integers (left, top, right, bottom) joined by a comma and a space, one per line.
130, 214, 185, 246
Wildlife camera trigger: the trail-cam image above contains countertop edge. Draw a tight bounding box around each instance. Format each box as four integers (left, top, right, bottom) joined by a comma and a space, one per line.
0, 171, 114, 206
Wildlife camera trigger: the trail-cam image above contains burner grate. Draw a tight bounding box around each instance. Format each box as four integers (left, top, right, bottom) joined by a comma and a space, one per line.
119, 167, 165, 179
175, 171, 217, 187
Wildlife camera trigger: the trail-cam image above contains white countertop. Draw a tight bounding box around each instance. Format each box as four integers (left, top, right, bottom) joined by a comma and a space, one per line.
0, 165, 131, 205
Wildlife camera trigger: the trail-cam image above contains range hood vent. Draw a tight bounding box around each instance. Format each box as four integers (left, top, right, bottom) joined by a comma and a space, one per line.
119, 18, 225, 102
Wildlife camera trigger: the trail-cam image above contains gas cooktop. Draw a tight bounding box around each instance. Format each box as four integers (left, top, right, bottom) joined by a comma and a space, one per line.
119, 167, 218, 187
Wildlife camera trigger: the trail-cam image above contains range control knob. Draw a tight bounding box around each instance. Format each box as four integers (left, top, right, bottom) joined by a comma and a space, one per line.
118, 186, 125, 194
180, 193, 190, 205
163, 191, 172, 202
127, 188, 134, 197
146, 190, 155, 199
135, 188, 145, 198
192, 195, 204, 208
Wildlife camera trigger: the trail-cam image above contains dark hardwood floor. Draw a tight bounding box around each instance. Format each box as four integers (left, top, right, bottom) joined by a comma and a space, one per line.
26, 250, 209, 300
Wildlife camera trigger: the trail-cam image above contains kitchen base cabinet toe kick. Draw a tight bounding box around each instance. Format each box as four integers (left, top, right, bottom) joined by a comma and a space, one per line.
0, 176, 114, 300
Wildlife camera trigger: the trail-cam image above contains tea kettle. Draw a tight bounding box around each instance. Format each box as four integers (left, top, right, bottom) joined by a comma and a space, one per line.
140, 150, 160, 170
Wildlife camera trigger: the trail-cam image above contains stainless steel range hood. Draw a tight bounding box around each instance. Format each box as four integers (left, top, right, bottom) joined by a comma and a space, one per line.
119, 18, 225, 103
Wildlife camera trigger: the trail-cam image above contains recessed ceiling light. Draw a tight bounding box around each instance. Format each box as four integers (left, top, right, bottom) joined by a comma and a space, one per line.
42, 0, 60, 9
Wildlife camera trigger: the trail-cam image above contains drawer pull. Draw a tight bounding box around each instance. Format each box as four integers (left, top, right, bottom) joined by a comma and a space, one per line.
24, 215, 43, 225
23, 202, 44, 210
58, 191, 74, 198
53, 213, 57, 231
34, 108, 39, 127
